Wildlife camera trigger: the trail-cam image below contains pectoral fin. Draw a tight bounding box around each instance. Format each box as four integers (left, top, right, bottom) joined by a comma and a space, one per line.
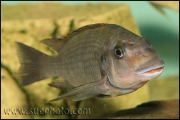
47, 78, 109, 102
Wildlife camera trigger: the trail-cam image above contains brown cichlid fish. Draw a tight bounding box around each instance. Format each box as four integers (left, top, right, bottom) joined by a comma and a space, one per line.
16, 23, 164, 102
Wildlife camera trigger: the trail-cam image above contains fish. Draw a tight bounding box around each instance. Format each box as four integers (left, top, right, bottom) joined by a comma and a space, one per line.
149, 1, 179, 18
15, 23, 164, 102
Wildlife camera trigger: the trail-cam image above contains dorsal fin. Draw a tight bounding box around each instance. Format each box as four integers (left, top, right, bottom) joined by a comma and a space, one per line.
63, 23, 109, 41
41, 23, 109, 52
41, 38, 67, 52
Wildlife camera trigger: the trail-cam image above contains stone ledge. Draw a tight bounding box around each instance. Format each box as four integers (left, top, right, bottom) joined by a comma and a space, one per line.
110, 99, 179, 119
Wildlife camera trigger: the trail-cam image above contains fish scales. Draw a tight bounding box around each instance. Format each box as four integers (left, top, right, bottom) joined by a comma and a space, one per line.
16, 23, 164, 102
54, 25, 119, 86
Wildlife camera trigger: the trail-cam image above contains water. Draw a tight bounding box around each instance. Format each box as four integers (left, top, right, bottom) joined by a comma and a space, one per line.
2, 1, 179, 78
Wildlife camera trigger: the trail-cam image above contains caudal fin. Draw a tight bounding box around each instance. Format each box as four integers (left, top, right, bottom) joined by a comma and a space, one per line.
15, 42, 51, 86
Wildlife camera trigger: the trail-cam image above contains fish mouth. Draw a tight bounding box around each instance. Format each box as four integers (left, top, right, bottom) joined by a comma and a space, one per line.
135, 65, 164, 77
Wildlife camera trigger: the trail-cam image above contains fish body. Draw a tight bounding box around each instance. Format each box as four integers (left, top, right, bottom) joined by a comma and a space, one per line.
16, 23, 164, 102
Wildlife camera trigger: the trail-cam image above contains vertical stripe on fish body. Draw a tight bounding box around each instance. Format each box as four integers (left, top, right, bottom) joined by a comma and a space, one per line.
16, 23, 164, 102
55, 24, 121, 87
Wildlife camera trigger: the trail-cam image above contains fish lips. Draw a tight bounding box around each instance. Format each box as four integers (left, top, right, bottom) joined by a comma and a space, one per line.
134, 57, 164, 78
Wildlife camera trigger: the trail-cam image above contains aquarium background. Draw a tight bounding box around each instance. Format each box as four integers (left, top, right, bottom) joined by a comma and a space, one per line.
2, 1, 179, 78
1, 1, 179, 119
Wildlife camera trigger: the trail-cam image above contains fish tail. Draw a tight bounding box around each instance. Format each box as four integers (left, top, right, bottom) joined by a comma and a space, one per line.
15, 42, 55, 86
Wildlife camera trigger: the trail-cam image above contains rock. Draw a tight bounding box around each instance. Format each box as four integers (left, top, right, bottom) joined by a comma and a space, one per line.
149, 1, 179, 11
148, 77, 179, 101
1, 3, 121, 20
110, 99, 179, 119
1, 3, 148, 119
1, 68, 29, 119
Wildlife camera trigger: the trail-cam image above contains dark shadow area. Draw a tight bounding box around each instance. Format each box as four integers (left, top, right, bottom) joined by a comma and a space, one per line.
110, 100, 179, 119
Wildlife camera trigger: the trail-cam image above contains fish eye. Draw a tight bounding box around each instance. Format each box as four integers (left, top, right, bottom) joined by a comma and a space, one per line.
114, 44, 125, 59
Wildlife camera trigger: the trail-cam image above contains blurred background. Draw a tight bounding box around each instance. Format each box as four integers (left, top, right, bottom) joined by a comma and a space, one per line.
1, 1, 179, 119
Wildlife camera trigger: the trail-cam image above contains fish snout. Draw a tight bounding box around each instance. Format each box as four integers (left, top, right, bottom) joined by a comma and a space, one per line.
134, 57, 164, 79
